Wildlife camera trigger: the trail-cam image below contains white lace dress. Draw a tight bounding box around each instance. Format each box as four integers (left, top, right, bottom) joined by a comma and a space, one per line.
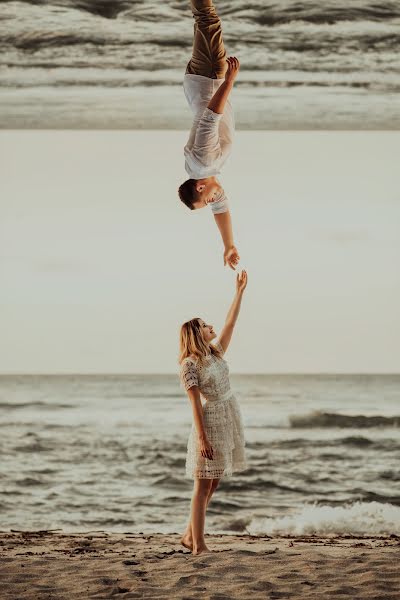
180, 340, 247, 479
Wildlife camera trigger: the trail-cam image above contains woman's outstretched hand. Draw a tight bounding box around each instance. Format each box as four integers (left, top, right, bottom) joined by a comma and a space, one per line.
236, 269, 248, 294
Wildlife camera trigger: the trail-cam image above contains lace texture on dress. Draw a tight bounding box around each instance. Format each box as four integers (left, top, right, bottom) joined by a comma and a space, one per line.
180, 340, 247, 479
180, 359, 199, 391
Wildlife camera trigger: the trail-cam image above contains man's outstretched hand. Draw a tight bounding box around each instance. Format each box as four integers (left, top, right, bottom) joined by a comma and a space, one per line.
224, 245, 240, 270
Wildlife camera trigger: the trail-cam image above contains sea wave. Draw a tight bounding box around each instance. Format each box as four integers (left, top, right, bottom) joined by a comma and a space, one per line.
221, 477, 314, 495
151, 475, 190, 489
247, 436, 400, 453
74, 517, 137, 527
246, 435, 400, 454
1, 1, 400, 53
251, 2, 400, 26
0, 32, 190, 51
379, 470, 400, 481
252, 500, 400, 535
219, 516, 252, 532
268, 435, 377, 448
6, 0, 400, 24
3, 77, 400, 93
16, 476, 48, 487
355, 489, 400, 506
0, 401, 74, 410
13, 441, 55, 453
2, 27, 399, 54
2, 0, 133, 20
289, 411, 400, 428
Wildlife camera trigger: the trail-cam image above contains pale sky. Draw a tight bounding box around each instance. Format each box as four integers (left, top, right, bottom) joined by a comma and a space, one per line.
0, 131, 399, 373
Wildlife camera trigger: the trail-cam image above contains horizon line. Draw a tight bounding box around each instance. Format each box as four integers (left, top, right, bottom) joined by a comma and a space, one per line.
0, 372, 399, 377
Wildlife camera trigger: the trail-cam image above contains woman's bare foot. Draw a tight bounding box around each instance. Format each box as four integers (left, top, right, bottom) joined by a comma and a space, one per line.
180, 533, 193, 550
192, 544, 211, 555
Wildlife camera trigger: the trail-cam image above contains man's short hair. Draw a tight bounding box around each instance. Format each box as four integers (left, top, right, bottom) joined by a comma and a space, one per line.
178, 178, 198, 210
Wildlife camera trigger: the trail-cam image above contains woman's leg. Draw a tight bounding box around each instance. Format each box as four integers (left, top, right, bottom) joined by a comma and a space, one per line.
185, 0, 227, 79
189, 477, 213, 554
181, 478, 221, 550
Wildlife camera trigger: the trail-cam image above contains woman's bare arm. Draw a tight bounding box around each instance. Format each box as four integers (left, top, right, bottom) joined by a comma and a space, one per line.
218, 270, 248, 353
187, 386, 206, 439
186, 386, 214, 459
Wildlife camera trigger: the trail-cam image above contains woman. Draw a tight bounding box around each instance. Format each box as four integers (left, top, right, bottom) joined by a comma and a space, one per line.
179, 269, 248, 555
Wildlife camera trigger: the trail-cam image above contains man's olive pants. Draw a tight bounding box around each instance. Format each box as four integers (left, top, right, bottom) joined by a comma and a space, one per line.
185, 0, 227, 79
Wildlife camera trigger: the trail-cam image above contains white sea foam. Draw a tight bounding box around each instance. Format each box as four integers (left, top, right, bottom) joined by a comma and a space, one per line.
253, 501, 400, 536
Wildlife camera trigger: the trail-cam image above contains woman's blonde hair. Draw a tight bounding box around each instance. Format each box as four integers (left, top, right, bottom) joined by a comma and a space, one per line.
179, 318, 222, 365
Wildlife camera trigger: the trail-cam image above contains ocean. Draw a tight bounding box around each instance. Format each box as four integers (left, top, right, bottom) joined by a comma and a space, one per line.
1, 374, 399, 536
0, 0, 399, 128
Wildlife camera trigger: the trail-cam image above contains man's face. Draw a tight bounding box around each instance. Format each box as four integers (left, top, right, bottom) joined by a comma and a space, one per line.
192, 180, 223, 210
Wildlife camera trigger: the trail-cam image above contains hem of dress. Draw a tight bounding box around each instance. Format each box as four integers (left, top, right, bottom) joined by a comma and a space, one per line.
185, 461, 248, 480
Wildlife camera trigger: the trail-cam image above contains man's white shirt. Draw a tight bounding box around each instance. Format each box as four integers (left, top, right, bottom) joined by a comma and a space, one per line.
183, 74, 234, 214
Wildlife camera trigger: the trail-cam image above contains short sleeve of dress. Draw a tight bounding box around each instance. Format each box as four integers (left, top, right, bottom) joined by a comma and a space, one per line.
213, 340, 225, 355
180, 359, 199, 391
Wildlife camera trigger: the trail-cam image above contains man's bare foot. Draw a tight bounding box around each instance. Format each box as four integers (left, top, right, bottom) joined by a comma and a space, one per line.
180, 533, 193, 550
192, 544, 211, 555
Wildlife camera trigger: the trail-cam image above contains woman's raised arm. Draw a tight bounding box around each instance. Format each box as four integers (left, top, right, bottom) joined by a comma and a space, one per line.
218, 270, 248, 354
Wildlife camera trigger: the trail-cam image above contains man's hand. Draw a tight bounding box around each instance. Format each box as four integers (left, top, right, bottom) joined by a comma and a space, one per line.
224, 56, 240, 84
224, 245, 240, 270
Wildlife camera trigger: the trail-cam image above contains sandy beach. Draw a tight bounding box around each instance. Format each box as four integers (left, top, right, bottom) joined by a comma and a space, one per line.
0, 530, 399, 599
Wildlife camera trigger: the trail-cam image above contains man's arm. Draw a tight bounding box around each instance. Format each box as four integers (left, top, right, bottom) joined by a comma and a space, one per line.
209, 57, 240, 269
214, 210, 240, 270
207, 79, 233, 114
207, 57, 239, 114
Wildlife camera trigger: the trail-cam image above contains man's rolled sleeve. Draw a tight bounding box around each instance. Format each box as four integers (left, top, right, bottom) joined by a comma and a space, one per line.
210, 197, 229, 215
202, 107, 223, 123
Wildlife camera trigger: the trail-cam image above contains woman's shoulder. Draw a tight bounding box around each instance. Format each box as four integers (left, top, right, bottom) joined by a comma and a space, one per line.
180, 355, 200, 375
181, 354, 197, 365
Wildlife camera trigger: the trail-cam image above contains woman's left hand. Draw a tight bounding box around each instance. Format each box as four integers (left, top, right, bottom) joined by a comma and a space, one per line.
236, 269, 248, 294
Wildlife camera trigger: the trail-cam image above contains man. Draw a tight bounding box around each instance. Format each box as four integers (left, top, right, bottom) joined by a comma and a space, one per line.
178, 0, 240, 270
